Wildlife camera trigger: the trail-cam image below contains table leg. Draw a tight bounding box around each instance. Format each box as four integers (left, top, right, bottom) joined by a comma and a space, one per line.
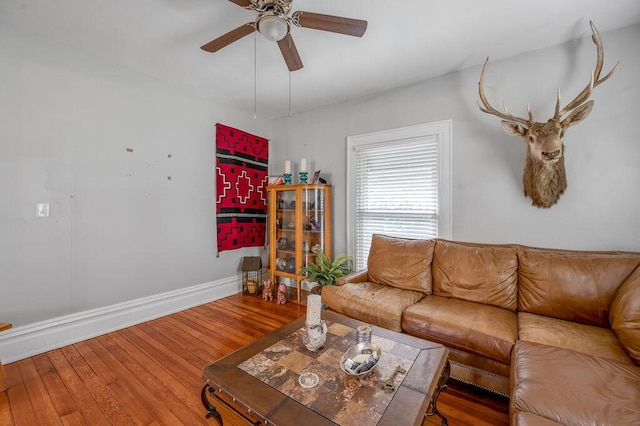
201, 384, 223, 426
425, 360, 450, 426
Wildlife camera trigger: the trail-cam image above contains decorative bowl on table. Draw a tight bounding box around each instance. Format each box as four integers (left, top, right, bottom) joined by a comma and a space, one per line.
302, 321, 327, 352
340, 341, 381, 376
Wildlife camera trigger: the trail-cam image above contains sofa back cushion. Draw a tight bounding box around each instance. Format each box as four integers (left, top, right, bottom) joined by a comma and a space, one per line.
609, 266, 640, 363
432, 240, 519, 311
367, 234, 434, 293
518, 248, 640, 327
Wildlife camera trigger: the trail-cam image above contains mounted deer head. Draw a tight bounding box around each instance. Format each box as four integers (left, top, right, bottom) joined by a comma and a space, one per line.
478, 21, 619, 208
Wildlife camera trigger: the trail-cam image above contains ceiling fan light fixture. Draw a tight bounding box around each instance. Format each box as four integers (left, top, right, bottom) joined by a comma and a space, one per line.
257, 13, 289, 41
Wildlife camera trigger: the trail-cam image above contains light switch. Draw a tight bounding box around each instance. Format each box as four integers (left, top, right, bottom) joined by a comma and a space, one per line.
36, 203, 50, 218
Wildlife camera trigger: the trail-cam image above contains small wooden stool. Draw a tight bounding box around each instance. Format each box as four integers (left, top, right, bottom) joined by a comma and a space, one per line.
0, 322, 11, 392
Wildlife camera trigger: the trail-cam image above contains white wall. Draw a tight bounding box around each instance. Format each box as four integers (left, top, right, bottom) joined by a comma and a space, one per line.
2, 24, 639, 331
272, 24, 640, 255
0, 37, 270, 327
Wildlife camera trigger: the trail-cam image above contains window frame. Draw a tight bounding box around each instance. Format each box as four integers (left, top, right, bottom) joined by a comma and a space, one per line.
346, 120, 453, 269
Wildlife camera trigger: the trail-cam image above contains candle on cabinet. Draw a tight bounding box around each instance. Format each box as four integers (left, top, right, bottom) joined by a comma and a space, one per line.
284, 160, 291, 174
306, 294, 322, 325
300, 158, 307, 173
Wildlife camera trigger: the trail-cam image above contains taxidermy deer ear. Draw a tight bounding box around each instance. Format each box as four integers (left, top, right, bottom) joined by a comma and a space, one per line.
561, 100, 594, 129
501, 121, 527, 136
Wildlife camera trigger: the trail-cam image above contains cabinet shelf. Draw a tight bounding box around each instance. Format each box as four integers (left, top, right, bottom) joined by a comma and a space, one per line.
278, 228, 323, 234
267, 269, 297, 279
276, 250, 295, 255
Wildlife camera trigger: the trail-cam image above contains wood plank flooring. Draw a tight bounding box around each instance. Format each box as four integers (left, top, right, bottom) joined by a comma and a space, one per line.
0, 293, 508, 425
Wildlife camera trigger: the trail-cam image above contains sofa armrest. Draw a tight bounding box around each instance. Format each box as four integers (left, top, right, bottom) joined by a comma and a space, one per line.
336, 269, 369, 286
609, 265, 640, 363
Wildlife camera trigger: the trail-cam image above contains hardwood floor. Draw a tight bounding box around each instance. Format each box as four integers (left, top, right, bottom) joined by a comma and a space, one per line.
0, 294, 508, 425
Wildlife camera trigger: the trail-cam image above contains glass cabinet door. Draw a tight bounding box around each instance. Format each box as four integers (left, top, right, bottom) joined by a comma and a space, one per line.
275, 189, 296, 273
301, 187, 327, 268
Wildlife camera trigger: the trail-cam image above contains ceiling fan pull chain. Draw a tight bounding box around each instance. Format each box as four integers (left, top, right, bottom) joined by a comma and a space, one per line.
288, 71, 292, 117
253, 31, 258, 120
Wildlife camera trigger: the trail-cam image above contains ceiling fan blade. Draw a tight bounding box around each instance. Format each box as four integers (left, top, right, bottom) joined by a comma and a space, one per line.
201, 23, 255, 53
292, 11, 367, 37
228, 0, 253, 8
277, 33, 303, 71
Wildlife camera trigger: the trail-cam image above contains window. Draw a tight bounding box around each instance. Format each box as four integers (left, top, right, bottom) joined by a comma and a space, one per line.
347, 121, 452, 270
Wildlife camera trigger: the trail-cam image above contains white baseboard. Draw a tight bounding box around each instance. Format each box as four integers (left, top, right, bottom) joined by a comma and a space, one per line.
0, 275, 242, 364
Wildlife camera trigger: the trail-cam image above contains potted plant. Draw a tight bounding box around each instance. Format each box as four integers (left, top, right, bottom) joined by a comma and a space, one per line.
299, 245, 353, 294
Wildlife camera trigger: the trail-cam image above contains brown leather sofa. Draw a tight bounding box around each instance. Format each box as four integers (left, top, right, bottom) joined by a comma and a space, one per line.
321, 234, 640, 425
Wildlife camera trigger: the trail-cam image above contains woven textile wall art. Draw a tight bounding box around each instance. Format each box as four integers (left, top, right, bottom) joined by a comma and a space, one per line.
216, 123, 268, 253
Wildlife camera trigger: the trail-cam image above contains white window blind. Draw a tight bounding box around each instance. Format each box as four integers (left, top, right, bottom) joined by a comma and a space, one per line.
347, 121, 452, 271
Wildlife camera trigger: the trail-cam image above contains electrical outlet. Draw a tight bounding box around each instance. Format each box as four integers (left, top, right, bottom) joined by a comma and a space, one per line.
36, 203, 49, 218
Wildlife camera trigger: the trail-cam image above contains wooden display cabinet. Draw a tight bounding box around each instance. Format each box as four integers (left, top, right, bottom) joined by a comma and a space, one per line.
267, 184, 332, 301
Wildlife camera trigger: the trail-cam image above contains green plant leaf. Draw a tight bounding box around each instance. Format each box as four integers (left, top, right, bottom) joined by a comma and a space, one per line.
299, 246, 353, 286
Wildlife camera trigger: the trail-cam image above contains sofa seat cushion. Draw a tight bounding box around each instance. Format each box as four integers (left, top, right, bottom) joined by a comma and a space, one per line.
402, 295, 517, 364
321, 282, 425, 332
512, 412, 563, 426
511, 341, 640, 425
518, 312, 635, 365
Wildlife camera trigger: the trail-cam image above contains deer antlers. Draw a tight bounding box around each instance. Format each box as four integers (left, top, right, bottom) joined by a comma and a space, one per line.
478, 21, 620, 124
553, 21, 620, 119
478, 60, 534, 126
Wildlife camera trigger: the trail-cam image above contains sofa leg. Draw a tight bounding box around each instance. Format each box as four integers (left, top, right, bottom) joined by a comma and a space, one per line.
425, 360, 450, 426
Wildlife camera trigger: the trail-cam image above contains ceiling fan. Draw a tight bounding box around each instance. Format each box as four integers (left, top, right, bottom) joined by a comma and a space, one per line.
201, 0, 368, 71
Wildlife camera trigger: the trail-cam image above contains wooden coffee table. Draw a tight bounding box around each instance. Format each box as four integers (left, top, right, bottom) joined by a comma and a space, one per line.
201, 311, 449, 425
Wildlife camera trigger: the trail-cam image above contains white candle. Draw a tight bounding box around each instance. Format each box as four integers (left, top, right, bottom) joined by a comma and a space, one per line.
300, 158, 307, 173
306, 294, 322, 326
284, 160, 291, 174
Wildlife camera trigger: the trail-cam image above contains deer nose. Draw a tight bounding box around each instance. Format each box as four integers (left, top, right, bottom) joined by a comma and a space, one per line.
542, 150, 560, 159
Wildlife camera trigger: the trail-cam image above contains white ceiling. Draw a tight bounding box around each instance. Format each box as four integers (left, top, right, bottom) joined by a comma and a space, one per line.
2, 0, 640, 119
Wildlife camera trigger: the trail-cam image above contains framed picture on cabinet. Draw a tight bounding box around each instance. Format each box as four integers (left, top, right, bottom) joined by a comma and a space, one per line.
312, 170, 321, 184
268, 175, 285, 185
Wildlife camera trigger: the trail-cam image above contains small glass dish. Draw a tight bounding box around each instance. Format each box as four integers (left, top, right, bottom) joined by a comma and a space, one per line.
298, 372, 319, 388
